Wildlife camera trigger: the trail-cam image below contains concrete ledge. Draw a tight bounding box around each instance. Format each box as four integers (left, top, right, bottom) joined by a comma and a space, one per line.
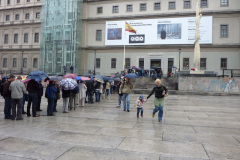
132, 89, 240, 96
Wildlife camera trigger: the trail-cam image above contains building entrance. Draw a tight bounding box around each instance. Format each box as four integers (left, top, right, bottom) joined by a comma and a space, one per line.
151, 59, 161, 69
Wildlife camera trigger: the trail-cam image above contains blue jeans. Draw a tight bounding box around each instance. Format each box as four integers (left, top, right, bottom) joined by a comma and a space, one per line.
137, 108, 143, 116
47, 98, 55, 115
22, 94, 28, 112
110, 86, 113, 94
153, 105, 164, 121
87, 91, 93, 103
122, 94, 130, 110
95, 90, 100, 102
4, 97, 12, 118
118, 94, 122, 106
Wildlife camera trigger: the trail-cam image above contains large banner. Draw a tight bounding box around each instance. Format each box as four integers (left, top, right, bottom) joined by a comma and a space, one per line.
105, 16, 212, 45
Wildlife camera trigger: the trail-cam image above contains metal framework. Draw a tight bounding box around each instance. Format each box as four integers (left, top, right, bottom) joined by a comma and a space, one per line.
40, 0, 83, 74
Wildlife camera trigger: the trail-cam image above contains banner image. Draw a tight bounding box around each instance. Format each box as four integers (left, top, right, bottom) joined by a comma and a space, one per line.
105, 17, 212, 45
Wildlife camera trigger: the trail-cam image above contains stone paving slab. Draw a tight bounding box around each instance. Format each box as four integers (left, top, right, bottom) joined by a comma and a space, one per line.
83, 119, 137, 128
0, 154, 33, 160
0, 137, 74, 160
194, 126, 240, 136
117, 138, 209, 159
57, 145, 160, 160
49, 131, 124, 149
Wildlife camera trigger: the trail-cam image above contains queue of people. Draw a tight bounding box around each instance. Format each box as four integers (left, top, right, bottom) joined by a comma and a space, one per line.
1, 74, 168, 123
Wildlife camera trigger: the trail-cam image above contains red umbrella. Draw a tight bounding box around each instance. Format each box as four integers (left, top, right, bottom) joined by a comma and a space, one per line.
63, 73, 77, 79
80, 77, 90, 81
21, 79, 30, 83
190, 68, 195, 71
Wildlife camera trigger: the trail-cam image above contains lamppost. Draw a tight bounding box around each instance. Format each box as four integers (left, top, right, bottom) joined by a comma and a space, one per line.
178, 48, 181, 72
21, 50, 24, 75
94, 49, 96, 75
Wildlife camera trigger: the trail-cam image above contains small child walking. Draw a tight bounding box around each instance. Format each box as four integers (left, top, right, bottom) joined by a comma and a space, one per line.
136, 95, 147, 118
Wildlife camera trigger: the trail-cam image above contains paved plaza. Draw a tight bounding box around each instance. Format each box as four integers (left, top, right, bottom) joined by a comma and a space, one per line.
0, 94, 240, 160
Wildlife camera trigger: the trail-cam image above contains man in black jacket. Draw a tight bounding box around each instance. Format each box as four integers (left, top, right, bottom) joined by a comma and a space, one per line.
36, 80, 43, 111
86, 79, 94, 103
27, 79, 40, 117
2, 75, 15, 119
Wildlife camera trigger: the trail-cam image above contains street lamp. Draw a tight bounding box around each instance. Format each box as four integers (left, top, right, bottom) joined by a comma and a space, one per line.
94, 49, 96, 75
178, 48, 181, 72
21, 50, 24, 75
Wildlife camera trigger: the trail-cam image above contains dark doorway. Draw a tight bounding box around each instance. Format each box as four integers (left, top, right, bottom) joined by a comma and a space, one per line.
151, 59, 161, 69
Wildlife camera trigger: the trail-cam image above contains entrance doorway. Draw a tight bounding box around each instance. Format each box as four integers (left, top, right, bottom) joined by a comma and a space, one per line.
151, 59, 161, 69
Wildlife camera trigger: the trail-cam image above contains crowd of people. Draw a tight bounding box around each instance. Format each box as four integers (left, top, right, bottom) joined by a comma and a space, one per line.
0, 74, 168, 123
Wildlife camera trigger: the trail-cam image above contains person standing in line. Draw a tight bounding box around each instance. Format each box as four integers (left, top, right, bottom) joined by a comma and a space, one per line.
110, 81, 114, 94
69, 85, 79, 110
86, 79, 94, 103
9, 76, 27, 120
94, 81, 101, 102
78, 80, 87, 107
147, 79, 168, 123
136, 95, 147, 118
45, 81, 57, 116
105, 81, 110, 98
27, 79, 40, 117
62, 89, 71, 113
53, 81, 60, 112
22, 82, 28, 114
2, 75, 15, 119
119, 78, 133, 112
36, 80, 43, 111
116, 81, 122, 108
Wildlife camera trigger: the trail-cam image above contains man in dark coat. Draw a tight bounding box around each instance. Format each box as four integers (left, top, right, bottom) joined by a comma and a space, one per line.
161, 28, 166, 39
27, 79, 40, 117
36, 80, 43, 111
86, 79, 94, 103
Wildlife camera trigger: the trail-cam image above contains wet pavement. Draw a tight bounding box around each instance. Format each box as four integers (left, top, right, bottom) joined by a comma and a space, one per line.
0, 94, 240, 160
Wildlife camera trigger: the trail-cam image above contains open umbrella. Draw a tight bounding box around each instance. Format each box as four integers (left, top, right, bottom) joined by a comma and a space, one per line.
80, 77, 90, 81
172, 66, 177, 68
63, 73, 77, 79
102, 76, 110, 81
21, 79, 30, 83
59, 78, 78, 90
94, 75, 104, 83
124, 73, 138, 79
27, 71, 48, 80
83, 74, 94, 77
75, 76, 82, 81
48, 76, 63, 81
113, 77, 121, 82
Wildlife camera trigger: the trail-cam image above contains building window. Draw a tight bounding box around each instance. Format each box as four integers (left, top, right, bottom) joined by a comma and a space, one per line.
221, 0, 228, 6
168, 58, 174, 71
36, 12, 40, 19
220, 25, 228, 38
3, 58, 7, 68
154, 3, 160, 10
15, 14, 19, 20
96, 58, 100, 68
139, 58, 144, 68
24, 33, 28, 43
34, 33, 39, 43
26, 0, 30, 2
25, 13, 30, 19
23, 58, 27, 68
97, 7, 102, 14
7, 0, 10, 5
13, 58, 17, 68
169, 2, 176, 9
221, 58, 227, 69
201, 0, 208, 7
96, 30, 102, 41
184, 1, 191, 8
14, 34, 18, 44
4, 34, 8, 44
140, 3, 147, 11
17, 0, 20, 3
6, 15, 10, 21
200, 58, 206, 70
125, 58, 131, 68
112, 6, 119, 13
126, 5, 133, 12
183, 58, 189, 70
33, 58, 38, 68
111, 58, 116, 68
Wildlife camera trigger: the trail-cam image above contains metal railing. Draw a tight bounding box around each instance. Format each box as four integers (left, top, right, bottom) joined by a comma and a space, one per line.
222, 69, 240, 77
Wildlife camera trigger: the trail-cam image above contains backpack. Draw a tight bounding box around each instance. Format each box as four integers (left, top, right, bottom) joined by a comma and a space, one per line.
0, 83, 4, 97
45, 85, 50, 98
72, 86, 79, 94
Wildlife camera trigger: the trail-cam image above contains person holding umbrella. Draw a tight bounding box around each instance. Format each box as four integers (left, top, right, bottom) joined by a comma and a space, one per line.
78, 80, 87, 107
119, 78, 133, 112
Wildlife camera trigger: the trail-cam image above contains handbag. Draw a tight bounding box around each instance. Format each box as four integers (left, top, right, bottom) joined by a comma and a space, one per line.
162, 86, 168, 97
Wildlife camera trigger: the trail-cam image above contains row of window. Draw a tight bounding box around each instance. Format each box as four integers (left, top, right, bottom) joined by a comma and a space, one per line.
3, 12, 40, 22
2, 57, 38, 68
95, 58, 228, 70
3, 33, 39, 44
0, 0, 40, 5
97, 0, 229, 14
95, 24, 229, 42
